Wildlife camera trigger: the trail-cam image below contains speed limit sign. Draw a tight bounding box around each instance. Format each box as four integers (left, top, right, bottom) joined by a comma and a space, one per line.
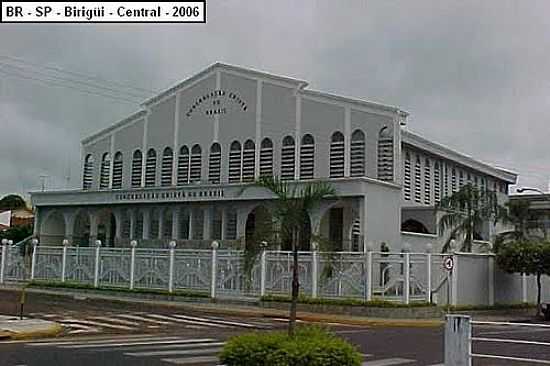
443, 256, 454, 271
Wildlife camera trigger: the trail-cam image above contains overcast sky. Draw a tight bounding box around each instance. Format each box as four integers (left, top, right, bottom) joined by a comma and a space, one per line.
1, 0, 549, 200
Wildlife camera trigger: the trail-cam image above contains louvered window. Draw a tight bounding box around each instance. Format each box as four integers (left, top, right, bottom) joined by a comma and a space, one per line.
131, 150, 142, 188
242, 139, 256, 182
351, 218, 362, 252
424, 158, 431, 204
82, 154, 94, 190
377, 127, 393, 181
228, 141, 242, 183
300, 134, 315, 180
434, 162, 441, 203
161, 147, 173, 187
189, 144, 202, 183
225, 210, 237, 240
329, 132, 345, 178
145, 149, 157, 187
259, 138, 273, 178
443, 164, 449, 197
351, 129, 366, 177
99, 152, 111, 189
459, 170, 464, 188
451, 168, 457, 192
135, 212, 143, 239
414, 157, 421, 203
177, 146, 189, 186
208, 143, 222, 184
403, 152, 411, 201
280, 136, 295, 181
112, 152, 123, 189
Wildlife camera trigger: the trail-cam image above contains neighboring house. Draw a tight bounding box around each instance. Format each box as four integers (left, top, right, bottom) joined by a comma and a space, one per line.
30, 63, 517, 250
0, 208, 34, 229
509, 193, 550, 239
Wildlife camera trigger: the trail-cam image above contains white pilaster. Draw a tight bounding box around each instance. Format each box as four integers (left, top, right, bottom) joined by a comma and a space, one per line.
109, 133, 115, 189
141, 110, 150, 187
203, 206, 212, 240
172, 208, 180, 240
158, 208, 165, 240
295, 94, 301, 180
255, 80, 263, 179
142, 209, 151, 240
213, 70, 221, 141
173, 92, 181, 185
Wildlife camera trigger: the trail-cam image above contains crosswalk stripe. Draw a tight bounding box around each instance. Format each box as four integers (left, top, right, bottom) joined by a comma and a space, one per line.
162, 356, 219, 365
170, 314, 259, 328
88, 316, 141, 326
126, 347, 222, 357
116, 313, 171, 324
361, 358, 416, 366
68, 329, 100, 335
27, 335, 177, 346
61, 338, 216, 349
100, 341, 225, 352
59, 318, 134, 330
146, 314, 228, 328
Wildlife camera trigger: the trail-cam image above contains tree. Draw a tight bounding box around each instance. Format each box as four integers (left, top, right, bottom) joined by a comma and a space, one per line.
495, 239, 550, 317
437, 184, 503, 252
0, 194, 27, 211
495, 199, 543, 251
242, 176, 336, 336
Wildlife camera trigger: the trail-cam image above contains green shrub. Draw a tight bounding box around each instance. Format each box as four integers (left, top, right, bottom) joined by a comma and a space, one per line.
220, 326, 362, 366
261, 295, 434, 308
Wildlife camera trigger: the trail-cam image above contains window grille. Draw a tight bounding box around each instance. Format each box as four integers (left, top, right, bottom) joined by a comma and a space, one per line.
300, 134, 315, 180
208, 143, 222, 184
434, 162, 441, 203
161, 147, 174, 187
280, 136, 295, 181
228, 141, 242, 183
259, 138, 273, 178
177, 146, 190, 186
112, 152, 123, 189
145, 149, 157, 187
99, 152, 111, 189
451, 168, 457, 192
459, 170, 464, 188
82, 154, 94, 190
131, 150, 142, 188
189, 144, 202, 183
404, 152, 411, 201
424, 158, 431, 204
377, 127, 393, 181
242, 139, 255, 182
329, 131, 345, 178
351, 129, 366, 177
414, 156, 422, 203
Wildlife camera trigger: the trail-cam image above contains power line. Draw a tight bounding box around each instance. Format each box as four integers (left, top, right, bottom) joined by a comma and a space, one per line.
0, 68, 141, 105
0, 62, 148, 100
0, 54, 156, 96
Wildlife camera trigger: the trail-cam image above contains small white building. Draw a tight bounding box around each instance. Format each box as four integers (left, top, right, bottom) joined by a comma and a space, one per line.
30, 63, 517, 252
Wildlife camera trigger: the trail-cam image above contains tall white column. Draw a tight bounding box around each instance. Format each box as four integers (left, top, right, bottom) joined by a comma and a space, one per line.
129, 210, 136, 240
172, 208, 180, 240
142, 209, 151, 240
188, 208, 194, 240
203, 206, 212, 241
158, 208, 165, 240
220, 207, 226, 240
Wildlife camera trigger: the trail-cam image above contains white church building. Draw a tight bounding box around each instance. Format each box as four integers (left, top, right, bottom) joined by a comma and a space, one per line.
30, 63, 517, 252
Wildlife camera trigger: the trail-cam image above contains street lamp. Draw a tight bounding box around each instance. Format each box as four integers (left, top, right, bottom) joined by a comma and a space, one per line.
516, 187, 547, 195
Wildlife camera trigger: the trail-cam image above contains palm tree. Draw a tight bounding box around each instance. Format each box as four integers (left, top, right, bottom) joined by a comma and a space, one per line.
437, 183, 503, 252
494, 199, 542, 251
242, 176, 336, 336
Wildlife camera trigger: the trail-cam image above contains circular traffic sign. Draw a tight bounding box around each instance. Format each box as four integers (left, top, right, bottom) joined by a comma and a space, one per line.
443, 256, 454, 271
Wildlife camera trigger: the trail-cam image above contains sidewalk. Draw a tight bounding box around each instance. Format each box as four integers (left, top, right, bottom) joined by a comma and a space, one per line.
0, 316, 63, 340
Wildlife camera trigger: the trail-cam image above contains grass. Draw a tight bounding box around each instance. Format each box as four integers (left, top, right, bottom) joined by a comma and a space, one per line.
261, 295, 435, 308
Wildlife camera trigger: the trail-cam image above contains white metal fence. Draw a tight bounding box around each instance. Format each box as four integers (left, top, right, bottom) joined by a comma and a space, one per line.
445, 315, 550, 365
0, 239, 452, 303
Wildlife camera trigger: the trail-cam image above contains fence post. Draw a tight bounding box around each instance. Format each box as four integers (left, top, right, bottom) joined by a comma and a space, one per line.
366, 247, 373, 302
311, 242, 319, 299
129, 240, 137, 290
30, 238, 39, 280
93, 240, 102, 288
522, 273, 528, 303
168, 241, 176, 293
444, 314, 471, 366
404, 252, 410, 305
210, 241, 219, 299
426, 243, 433, 303
487, 255, 495, 306
61, 239, 69, 282
260, 241, 267, 297
0, 239, 7, 284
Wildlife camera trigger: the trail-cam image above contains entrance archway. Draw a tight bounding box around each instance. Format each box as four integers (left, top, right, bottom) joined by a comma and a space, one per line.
39, 210, 66, 245
245, 206, 272, 250
73, 210, 91, 247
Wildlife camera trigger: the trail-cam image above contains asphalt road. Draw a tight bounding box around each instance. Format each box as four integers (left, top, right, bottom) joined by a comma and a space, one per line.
1, 289, 550, 365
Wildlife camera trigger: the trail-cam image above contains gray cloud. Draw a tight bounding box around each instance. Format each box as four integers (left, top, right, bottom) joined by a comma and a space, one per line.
1, 0, 549, 199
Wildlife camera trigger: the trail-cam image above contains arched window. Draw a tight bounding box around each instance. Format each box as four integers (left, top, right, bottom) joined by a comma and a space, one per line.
177, 146, 189, 186
451, 167, 457, 192
112, 152, 123, 189
228, 141, 242, 183
434, 162, 441, 203
443, 164, 449, 197
424, 158, 431, 204
131, 150, 142, 188
281, 136, 295, 181
82, 154, 94, 190
329, 131, 345, 178
242, 139, 255, 182
403, 152, 411, 201
99, 152, 111, 189
300, 134, 315, 180
259, 138, 273, 178
145, 148, 157, 187
351, 129, 366, 177
189, 144, 202, 183
414, 156, 421, 203
208, 143, 222, 184
377, 127, 393, 181
161, 147, 174, 187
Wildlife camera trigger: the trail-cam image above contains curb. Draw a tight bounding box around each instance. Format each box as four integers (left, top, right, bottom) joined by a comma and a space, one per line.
0, 322, 64, 340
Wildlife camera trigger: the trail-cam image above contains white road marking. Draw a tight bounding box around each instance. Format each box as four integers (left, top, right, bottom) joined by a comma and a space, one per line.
59, 318, 134, 330
67, 329, 100, 335
162, 356, 220, 365
88, 316, 141, 326
171, 314, 259, 328
101, 341, 225, 352
61, 338, 216, 349
146, 314, 227, 328
126, 347, 222, 357
27, 335, 176, 346
361, 358, 416, 366
116, 313, 171, 325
